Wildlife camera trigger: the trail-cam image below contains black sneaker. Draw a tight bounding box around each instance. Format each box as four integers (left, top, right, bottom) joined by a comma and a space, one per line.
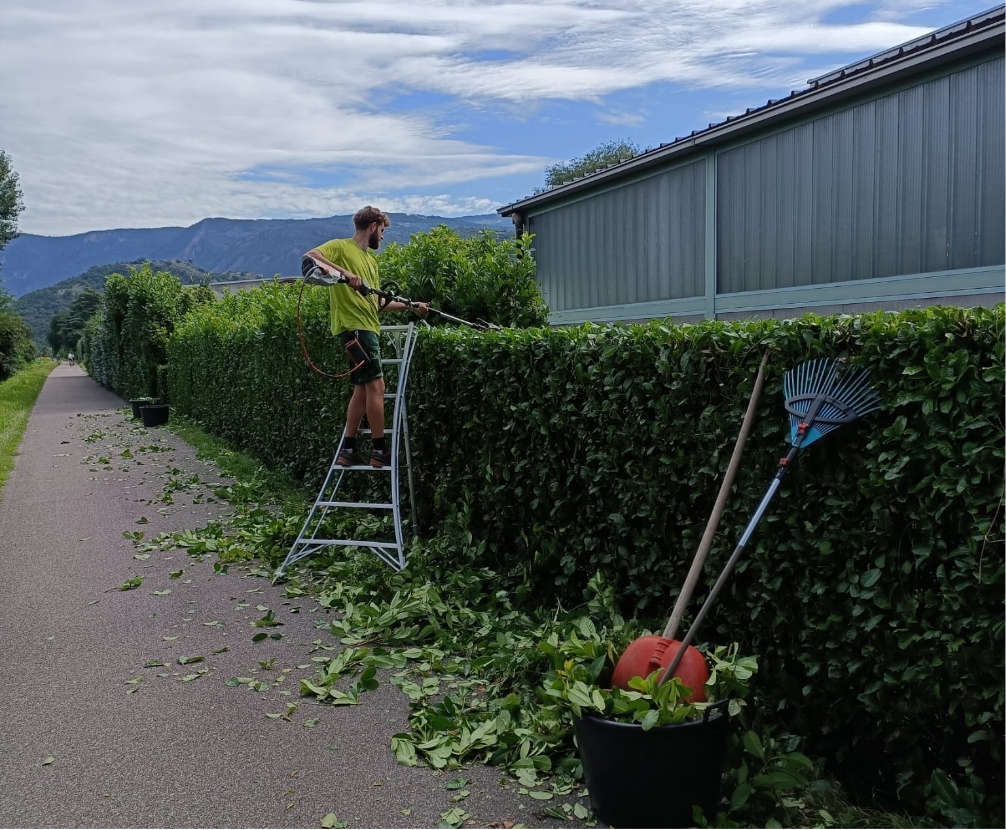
336, 448, 363, 467
369, 449, 391, 468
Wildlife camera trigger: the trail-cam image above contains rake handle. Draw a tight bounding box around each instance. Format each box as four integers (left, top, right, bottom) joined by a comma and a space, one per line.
662, 353, 770, 640
658, 439, 801, 686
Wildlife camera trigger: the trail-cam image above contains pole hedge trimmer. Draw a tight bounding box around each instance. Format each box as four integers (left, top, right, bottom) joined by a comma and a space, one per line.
292, 257, 501, 379
302, 258, 501, 330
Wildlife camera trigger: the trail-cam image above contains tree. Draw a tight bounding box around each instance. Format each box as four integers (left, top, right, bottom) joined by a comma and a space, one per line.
0, 149, 24, 252
378, 226, 547, 328
537, 139, 640, 192
43, 288, 104, 354
0, 151, 33, 377
46, 311, 72, 354
0, 304, 34, 380
0, 282, 13, 313
68, 288, 103, 332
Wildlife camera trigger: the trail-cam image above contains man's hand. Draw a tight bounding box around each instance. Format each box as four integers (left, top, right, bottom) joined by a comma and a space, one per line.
413, 302, 429, 316
337, 270, 363, 290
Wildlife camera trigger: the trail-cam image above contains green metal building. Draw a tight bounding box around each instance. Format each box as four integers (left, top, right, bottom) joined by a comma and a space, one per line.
498, 6, 1005, 324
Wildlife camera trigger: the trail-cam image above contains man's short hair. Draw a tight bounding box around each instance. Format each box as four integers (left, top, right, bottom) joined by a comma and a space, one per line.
354, 206, 390, 230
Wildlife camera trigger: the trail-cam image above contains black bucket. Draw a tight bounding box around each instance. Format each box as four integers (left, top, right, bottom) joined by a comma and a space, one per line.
129, 398, 158, 419
574, 701, 730, 828
140, 404, 169, 427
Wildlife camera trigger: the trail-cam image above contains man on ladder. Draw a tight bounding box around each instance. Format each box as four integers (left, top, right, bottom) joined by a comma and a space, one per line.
303, 206, 427, 468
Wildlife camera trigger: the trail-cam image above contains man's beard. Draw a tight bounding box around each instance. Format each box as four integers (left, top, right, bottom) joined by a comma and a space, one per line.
368, 230, 381, 249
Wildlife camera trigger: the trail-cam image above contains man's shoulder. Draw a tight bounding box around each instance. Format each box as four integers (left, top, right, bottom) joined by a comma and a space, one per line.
317, 237, 353, 253
317, 238, 377, 263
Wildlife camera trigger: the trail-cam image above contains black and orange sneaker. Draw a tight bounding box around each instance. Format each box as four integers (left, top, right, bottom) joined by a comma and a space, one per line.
369, 449, 391, 468
336, 447, 364, 467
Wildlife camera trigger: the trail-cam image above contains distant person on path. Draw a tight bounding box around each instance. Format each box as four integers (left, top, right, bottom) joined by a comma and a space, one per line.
67, 351, 74, 366
302, 206, 427, 468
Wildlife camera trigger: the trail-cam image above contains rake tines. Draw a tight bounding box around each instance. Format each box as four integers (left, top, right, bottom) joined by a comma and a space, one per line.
784, 358, 881, 447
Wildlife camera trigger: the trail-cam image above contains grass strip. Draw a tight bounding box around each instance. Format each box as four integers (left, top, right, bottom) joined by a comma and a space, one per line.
0, 360, 57, 496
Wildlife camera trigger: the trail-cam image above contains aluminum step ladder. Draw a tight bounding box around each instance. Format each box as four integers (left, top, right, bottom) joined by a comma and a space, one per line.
274, 323, 419, 578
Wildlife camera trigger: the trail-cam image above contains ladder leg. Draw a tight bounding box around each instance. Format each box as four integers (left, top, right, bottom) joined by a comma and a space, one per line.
273, 429, 347, 581
402, 399, 418, 537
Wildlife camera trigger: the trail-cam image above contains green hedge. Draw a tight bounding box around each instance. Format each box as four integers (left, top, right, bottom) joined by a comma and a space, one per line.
81, 263, 214, 400
168, 297, 1003, 814
409, 308, 1004, 813
167, 281, 344, 478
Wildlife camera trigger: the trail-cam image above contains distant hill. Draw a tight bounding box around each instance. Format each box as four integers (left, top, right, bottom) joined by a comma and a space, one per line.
14, 260, 260, 344
0, 213, 511, 298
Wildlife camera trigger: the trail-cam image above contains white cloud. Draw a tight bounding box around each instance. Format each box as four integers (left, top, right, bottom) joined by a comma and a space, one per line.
597, 110, 649, 129
0, 0, 979, 234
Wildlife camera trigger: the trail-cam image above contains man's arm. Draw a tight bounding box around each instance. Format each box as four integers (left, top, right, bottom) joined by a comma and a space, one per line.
382, 300, 429, 315
304, 248, 364, 290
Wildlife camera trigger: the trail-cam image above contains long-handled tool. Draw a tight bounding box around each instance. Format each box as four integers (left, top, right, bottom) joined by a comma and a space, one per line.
611, 352, 771, 699
656, 357, 881, 687
290, 259, 500, 379
302, 259, 501, 331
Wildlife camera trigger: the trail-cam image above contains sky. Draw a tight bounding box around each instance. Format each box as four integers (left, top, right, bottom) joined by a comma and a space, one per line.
0, 0, 996, 237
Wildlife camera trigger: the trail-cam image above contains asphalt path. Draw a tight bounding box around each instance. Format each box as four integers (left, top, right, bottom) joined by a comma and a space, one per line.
0, 364, 583, 829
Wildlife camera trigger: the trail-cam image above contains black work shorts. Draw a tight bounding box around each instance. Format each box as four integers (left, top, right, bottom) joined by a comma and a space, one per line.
337, 329, 383, 385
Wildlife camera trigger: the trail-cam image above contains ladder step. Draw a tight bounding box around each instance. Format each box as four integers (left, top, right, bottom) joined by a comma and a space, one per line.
317, 500, 395, 509
333, 461, 394, 470
342, 433, 403, 443
299, 539, 399, 549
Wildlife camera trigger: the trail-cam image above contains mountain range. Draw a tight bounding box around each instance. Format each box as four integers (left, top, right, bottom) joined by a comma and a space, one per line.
0, 212, 512, 299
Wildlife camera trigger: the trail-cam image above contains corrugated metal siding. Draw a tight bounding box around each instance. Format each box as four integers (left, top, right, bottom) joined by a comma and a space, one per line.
527, 161, 705, 311
717, 55, 1005, 293
950, 67, 979, 271
978, 58, 1006, 264
922, 76, 950, 271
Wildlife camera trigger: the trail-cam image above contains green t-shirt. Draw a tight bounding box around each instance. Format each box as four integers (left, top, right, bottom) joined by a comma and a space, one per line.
315, 238, 382, 335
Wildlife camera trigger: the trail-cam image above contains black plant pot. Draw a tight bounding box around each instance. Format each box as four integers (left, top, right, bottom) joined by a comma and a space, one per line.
139, 404, 169, 427
129, 398, 158, 419
574, 701, 730, 828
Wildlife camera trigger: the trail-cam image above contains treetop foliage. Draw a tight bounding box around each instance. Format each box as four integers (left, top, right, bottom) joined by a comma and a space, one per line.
0, 151, 33, 378
17, 259, 237, 348
378, 226, 547, 329
80, 262, 215, 399
537, 139, 641, 192
0, 149, 24, 252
